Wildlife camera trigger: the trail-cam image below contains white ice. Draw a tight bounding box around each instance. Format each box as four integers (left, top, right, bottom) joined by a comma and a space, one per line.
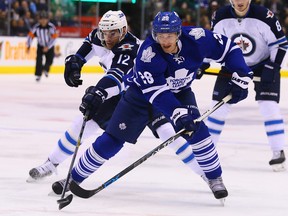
0, 74, 287, 216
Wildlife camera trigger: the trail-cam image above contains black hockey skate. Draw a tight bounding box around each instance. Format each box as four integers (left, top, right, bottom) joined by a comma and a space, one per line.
52, 178, 71, 195
52, 177, 80, 195
269, 150, 286, 172
208, 177, 228, 205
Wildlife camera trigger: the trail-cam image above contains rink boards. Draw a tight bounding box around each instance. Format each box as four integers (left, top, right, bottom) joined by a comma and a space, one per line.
0, 36, 288, 77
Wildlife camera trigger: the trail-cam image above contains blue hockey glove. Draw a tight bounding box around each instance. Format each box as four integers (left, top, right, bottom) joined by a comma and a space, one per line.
227, 72, 252, 104
79, 86, 108, 120
64, 55, 85, 87
171, 108, 199, 132
195, 63, 210, 79
260, 62, 280, 90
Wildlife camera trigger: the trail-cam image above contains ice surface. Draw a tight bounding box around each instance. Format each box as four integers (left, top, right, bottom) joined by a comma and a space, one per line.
0, 74, 287, 216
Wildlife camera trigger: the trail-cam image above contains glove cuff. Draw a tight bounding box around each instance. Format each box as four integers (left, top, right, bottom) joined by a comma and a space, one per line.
75, 53, 87, 64
231, 72, 251, 89
65, 54, 86, 67
95, 88, 108, 103
171, 108, 188, 125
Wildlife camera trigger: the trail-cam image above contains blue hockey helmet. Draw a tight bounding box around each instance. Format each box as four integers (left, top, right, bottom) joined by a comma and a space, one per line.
152, 11, 182, 41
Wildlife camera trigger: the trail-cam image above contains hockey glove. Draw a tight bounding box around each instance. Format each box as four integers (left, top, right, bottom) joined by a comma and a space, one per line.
79, 86, 108, 120
171, 108, 199, 132
260, 62, 280, 90
64, 55, 85, 87
227, 72, 252, 104
195, 63, 210, 79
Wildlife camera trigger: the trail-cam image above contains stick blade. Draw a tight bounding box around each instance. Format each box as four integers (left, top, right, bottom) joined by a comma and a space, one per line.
70, 181, 95, 198
57, 194, 73, 210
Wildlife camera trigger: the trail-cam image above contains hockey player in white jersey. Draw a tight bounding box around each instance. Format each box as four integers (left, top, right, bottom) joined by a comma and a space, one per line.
52, 11, 254, 201
204, 0, 287, 171
27, 10, 205, 183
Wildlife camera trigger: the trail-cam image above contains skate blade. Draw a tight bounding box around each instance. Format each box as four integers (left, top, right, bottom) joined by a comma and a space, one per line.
48, 191, 60, 196
219, 198, 225, 206
26, 177, 35, 183
271, 163, 286, 172
26, 176, 38, 183
26, 174, 53, 183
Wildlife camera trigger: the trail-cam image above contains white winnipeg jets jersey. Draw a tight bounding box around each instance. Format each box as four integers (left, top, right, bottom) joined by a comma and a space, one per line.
211, 4, 287, 67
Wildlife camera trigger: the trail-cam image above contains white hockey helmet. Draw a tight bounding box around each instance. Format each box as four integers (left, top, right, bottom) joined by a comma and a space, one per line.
97, 10, 128, 45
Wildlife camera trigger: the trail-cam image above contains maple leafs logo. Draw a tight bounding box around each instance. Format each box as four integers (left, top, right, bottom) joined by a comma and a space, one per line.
189, 28, 205, 40
119, 123, 127, 130
140, 46, 155, 63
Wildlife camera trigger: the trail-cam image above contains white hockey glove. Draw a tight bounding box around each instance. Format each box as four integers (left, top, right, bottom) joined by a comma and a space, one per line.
171, 108, 199, 132
227, 72, 252, 104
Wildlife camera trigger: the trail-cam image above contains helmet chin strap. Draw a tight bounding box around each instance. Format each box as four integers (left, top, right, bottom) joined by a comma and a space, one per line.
230, 0, 251, 17
119, 27, 127, 42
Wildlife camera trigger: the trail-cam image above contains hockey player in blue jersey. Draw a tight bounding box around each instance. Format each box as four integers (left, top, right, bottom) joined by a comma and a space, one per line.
27, 10, 205, 183
52, 11, 253, 201
204, 0, 287, 171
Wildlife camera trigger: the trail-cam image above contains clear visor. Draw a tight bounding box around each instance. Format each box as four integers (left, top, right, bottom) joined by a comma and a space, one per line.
97, 28, 123, 42
152, 30, 181, 43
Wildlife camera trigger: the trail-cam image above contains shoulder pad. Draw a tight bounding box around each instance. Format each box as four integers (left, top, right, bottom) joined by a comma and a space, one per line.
248, 4, 277, 23
85, 28, 101, 46
211, 6, 232, 30
113, 34, 140, 54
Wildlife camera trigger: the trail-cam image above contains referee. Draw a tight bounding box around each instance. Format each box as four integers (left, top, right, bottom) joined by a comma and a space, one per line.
27, 11, 57, 82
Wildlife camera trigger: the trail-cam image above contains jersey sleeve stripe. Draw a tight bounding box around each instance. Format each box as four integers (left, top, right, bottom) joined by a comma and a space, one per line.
106, 69, 124, 84
107, 68, 125, 77
142, 84, 167, 94
214, 39, 231, 62
105, 74, 122, 92
146, 85, 170, 104
229, 44, 240, 52
268, 37, 288, 47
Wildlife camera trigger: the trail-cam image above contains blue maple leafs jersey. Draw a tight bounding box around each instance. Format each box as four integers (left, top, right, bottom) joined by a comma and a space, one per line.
76, 28, 141, 98
211, 4, 288, 67
131, 26, 252, 118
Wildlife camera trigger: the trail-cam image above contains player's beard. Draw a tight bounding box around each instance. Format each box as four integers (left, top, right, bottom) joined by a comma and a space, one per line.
105, 40, 118, 49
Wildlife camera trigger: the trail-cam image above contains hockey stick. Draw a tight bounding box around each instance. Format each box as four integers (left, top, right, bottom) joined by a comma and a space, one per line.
69, 94, 232, 199
57, 112, 89, 210
202, 70, 260, 81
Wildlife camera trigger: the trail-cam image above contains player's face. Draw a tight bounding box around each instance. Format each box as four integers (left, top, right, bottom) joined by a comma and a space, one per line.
231, 0, 250, 15
39, 18, 48, 26
156, 33, 178, 53
103, 29, 121, 49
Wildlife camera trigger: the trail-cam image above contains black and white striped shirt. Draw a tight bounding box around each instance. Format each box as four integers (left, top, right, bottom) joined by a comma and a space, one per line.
27, 22, 57, 49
